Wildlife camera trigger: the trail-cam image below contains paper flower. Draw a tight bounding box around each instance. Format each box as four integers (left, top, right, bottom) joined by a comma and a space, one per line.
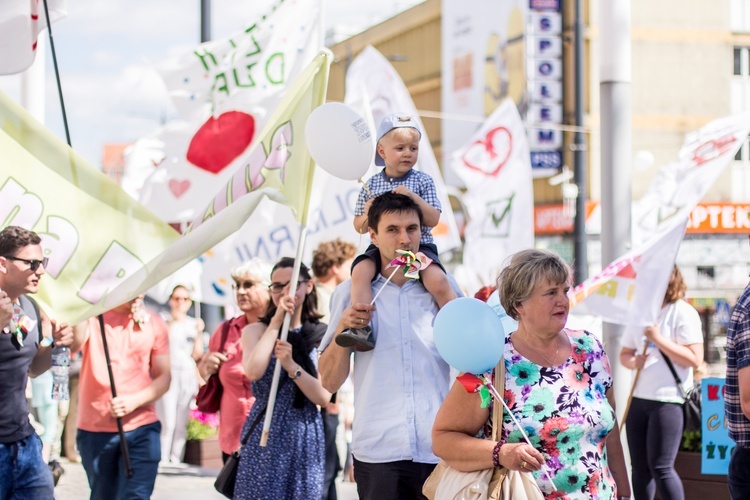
456, 373, 492, 408
5, 303, 37, 347
387, 249, 433, 280
133, 308, 149, 329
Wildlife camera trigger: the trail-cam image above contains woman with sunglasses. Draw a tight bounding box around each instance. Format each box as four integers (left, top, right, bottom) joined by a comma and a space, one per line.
234, 257, 330, 500
198, 259, 271, 463
156, 285, 204, 464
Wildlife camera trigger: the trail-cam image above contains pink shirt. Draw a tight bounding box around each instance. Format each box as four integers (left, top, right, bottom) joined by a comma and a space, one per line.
209, 316, 255, 454
78, 310, 170, 432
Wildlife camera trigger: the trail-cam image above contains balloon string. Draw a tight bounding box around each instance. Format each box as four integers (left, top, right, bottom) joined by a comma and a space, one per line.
358, 178, 371, 197
479, 375, 555, 485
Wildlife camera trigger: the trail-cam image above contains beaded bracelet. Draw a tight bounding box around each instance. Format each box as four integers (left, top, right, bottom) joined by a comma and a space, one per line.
492, 441, 503, 469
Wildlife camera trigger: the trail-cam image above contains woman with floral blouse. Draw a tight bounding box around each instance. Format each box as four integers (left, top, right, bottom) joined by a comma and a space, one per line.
432, 249, 631, 499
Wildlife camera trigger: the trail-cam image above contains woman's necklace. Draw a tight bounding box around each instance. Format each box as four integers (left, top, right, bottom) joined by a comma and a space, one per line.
519, 332, 561, 366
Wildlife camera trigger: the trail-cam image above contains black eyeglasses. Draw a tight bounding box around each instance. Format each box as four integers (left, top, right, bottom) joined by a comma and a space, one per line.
4, 256, 48, 272
232, 280, 257, 291
268, 280, 308, 294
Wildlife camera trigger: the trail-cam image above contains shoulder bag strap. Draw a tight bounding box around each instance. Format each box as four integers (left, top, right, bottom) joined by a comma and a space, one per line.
218, 319, 232, 352
22, 295, 43, 343
491, 350, 506, 441
659, 349, 686, 399
236, 377, 289, 448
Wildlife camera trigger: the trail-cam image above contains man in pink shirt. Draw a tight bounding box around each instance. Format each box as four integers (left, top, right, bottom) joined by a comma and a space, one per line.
72, 295, 170, 499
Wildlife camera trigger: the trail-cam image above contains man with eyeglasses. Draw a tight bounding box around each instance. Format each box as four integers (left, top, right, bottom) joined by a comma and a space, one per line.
0, 225, 74, 499
319, 193, 462, 500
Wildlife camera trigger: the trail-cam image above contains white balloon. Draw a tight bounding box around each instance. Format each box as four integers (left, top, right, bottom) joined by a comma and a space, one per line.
305, 103, 374, 180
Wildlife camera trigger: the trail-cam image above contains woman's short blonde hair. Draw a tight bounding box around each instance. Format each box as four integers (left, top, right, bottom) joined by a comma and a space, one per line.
497, 249, 572, 321
230, 258, 272, 285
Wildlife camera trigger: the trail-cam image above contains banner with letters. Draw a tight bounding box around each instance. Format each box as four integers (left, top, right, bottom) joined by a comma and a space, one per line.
0, 89, 179, 323
701, 377, 731, 475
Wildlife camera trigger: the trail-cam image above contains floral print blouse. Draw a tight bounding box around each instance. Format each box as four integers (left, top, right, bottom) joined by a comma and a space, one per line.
497, 329, 618, 500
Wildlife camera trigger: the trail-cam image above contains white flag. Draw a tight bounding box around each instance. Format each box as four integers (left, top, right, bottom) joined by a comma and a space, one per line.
156, 0, 321, 121
634, 113, 750, 245
139, 0, 322, 223
0, 0, 66, 75
569, 219, 687, 327
344, 45, 462, 254
454, 99, 534, 287
571, 113, 750, 326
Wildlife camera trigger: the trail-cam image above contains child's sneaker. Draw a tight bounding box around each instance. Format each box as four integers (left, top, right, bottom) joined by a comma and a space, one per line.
336, 325, 375, 351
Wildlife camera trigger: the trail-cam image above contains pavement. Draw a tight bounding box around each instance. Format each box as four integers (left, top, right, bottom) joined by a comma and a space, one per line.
54, 458, 359, 499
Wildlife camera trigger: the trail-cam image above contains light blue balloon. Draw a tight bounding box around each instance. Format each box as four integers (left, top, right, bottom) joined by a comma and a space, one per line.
433, 297, 505, 374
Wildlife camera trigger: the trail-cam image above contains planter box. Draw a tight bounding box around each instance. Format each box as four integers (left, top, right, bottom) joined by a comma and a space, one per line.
184, 435, 223, 469
655, 451, 729, 500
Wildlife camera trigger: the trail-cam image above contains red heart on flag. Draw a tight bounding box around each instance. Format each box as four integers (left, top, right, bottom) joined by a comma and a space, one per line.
186, 111, 255, 174
461, 126, 513, 177
169, 179, 191, 198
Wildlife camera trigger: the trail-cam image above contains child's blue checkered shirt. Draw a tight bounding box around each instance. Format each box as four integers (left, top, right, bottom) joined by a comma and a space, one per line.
354, 169, 441, 245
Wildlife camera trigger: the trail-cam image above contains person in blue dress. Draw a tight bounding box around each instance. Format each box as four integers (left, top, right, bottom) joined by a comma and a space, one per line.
235, 257, 330, 500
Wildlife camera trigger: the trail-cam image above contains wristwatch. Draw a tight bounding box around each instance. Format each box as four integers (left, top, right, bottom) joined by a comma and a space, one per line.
288, 365, 302, 380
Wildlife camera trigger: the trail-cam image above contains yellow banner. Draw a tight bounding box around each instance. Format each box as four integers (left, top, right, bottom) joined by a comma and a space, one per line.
0, 92, 179, 324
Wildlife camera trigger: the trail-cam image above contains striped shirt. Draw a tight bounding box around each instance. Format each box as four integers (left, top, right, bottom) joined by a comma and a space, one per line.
726, 282, 750, 447
354, 169, 441, 245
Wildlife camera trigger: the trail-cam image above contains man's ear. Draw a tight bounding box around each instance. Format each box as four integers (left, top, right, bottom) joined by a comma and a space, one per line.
368, 226, 378, 247
0, 256, 7, 274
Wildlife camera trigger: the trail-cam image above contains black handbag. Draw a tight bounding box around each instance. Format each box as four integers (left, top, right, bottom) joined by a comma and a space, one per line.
660, 349, 701, 433
196, 321, 231, 414
214, 377, 288, 498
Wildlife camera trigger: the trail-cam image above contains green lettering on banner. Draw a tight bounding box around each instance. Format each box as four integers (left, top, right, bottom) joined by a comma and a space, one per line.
265, 52, 285, 85
194, 49, 218, 71
243, 25, 262, 59
213, 73, 230, 97
233, 64, 257, 89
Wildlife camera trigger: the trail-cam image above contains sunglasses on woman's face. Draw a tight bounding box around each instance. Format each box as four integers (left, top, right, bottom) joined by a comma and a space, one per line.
232, 280, 257, 291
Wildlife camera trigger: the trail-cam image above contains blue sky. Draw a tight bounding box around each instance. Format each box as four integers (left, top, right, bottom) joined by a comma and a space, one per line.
0, 0, 423, 165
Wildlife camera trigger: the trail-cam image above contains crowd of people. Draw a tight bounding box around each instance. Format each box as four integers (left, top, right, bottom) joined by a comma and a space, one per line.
0, 113, 748, 500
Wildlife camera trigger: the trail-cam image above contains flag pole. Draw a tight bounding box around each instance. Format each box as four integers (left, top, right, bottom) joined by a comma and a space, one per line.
41, 0, 71, 146
42, 0, 133, 477
260, 224, 309, 447
620, 340, 649, 434
97, 315, 134, 478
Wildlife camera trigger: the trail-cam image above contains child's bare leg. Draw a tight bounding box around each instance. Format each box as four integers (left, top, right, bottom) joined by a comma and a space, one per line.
336, 258, 377, 351
350, 259, 376, 308
421, 265, 457, 309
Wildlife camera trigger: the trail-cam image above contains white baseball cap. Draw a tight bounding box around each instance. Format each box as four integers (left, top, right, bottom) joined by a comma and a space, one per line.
375, 113, 422, 166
